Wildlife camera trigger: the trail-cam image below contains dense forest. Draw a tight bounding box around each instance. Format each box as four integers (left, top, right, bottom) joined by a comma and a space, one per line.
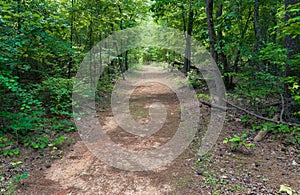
0, 0, 299, 194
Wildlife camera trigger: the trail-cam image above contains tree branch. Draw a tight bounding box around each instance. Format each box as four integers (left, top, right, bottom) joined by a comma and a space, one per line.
226, 100, 300, 127
198, 99, 232, 111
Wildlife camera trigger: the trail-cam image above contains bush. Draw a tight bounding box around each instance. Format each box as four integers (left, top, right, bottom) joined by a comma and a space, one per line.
39, 77, 73, 116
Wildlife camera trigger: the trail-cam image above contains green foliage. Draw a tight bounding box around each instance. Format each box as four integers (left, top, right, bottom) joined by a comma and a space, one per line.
252, 122, 300, 144
275, 2, 300, 38
0, 74, 75, 156
196, 93, 211, 100
0, 0, 147, 160
50, 135, 66, 146
235, 71, 283, 107
258, 43, 287, 71
13, 172, 29, 183
285, 76, 300, 115
0, 73, 20, 93
0, 137, 19, 157
49, 119, 76, 133
187, 70, 205, 88
39, 77, 73, 116
0, 160, 28, 194
1, 107, 76, 154
223, 134, 255, 151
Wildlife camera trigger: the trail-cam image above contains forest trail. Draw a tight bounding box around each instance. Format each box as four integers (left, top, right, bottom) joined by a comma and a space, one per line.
18, 65, 194, 194
16, 65, 300, 194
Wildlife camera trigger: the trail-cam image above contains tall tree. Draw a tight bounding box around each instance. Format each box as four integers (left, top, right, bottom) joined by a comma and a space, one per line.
206, 0, 217, 61
254, 0, 261, 52
216, 1, 233, 89
183, 2, 194, 73
68, 0, 74, 78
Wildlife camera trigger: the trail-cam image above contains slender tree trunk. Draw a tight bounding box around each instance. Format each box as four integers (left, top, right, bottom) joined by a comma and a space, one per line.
17, 0, 21, 34
253, 0, 264, 72
125, 50, 129, 71
68, 0, 74, 78
184, 5, 194, 73
206, 0, 217, 61
216, 2, 232, 89
180, 5, 187, 36
89, 9, 94, 88
118, 5, 124, 72
16, 0, 22, 77
89, 20, 93, 49
254, 0, 261, 52
233, 8, 252, 73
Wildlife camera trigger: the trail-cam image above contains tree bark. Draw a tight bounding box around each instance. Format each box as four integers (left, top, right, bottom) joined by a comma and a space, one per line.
68, 0, 74, 78
183, 5, 194, 73
118, 5, 124, 72
254, 0, 261, 52
206, 0, 217, 61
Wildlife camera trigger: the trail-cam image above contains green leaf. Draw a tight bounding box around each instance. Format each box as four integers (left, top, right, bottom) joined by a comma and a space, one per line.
20, 172, 29, 179
32, 143, 39, 148
223, 138, 229, 144
13, 148, 19, 155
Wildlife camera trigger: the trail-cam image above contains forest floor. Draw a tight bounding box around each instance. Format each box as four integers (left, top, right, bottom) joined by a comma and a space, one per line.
2, 65, 299, 194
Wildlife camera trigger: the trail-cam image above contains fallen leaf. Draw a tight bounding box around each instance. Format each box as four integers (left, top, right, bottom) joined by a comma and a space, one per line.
278, 184, 293, 195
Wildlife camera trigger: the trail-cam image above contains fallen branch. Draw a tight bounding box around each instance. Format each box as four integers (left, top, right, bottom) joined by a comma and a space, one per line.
198, 99, 232, 111
169, 61, 200, 74
226, 100, 300, 127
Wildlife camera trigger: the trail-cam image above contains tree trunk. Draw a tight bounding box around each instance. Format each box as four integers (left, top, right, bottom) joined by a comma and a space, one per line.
216, 2, 233, 89
206, 0, 217, 61
233, 8, 252, 73
118, 5, 124, 72
125, 50, 129, 71
254, 0, 261, 52
17, 0, 21, 34
184, 6, 194, 73
68, 0, 74, 78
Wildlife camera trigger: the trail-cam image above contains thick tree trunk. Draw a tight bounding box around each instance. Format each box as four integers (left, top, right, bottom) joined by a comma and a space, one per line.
206, 0, 217, 61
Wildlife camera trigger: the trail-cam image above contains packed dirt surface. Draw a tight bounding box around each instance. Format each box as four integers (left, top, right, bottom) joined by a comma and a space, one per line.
17, 66, 192, 194
13, 65, 300, 194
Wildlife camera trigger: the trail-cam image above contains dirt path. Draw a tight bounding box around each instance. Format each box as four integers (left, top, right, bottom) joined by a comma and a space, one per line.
18, 65, 197, 194
16, 65, 300, 194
